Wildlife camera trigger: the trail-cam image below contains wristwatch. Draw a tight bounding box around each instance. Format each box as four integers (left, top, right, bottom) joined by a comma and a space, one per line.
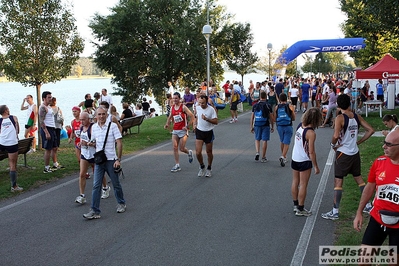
116, 158, 121, 162
330, 142, 337, 148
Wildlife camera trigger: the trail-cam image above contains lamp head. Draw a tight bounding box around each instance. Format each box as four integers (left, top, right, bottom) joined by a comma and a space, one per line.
202, 25, 212, 40
267, 43, 273, 51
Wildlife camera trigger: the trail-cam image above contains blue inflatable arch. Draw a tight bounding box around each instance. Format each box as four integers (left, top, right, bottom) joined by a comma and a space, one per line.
276, 37, 366, 65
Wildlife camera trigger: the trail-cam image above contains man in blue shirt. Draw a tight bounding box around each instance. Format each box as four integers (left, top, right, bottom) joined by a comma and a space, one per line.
300, 79, 311, 113
376, 79, 385, 105
274, 78, 284, 98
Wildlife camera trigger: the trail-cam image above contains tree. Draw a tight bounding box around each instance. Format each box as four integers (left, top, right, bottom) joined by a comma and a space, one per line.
90, 0, 252, 104
339, 0, 399, 67
0, 0, 84, 106
224, 22, 258, 84
74, 65, 83, 78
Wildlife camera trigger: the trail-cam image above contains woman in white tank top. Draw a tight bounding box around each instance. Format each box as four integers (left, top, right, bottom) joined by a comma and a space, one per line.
291, 108, 323, 217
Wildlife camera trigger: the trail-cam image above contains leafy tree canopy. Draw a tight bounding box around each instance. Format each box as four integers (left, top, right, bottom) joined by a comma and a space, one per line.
0, 0, 84, 93
90, 0, 256, 104
340, 0, 399, 67
224, 22, 258, 84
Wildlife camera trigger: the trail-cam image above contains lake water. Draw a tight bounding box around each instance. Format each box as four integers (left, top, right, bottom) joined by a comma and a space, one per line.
0, 78, 162, 139
0, 71, 268, 139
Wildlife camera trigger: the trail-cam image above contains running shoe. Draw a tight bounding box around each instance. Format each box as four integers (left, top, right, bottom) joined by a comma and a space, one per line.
293, 205, 299, 213
51, 164, 65, 171
363, 203, 373, 214
321, 210, 339, 220
43, 167, 53, 174
75, 195, 86, 204
295, 208, 312, 217
198, 168, 205, 177
261, 158, 268, 163
255, 153, 260, 161
83, 209, 101, 220
279, 156, 285, 167
27, 148, 36, 154
85, 173, 91, 179
116, 204, 126, 213
101, 186, 110, 199
11, 186, 23, 192
188, 150, 193, 163
229, 119, 234, 124
171, 164, 181, 172
205, 169, 212, 177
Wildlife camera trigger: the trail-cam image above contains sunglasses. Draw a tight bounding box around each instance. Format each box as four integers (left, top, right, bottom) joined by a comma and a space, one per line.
383, 141, 399, 147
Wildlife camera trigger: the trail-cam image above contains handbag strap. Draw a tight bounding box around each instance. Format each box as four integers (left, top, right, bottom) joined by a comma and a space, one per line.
101, 122, 112, 150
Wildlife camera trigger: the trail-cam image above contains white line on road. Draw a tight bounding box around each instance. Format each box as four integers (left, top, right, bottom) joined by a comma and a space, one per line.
290, 148, 335, 266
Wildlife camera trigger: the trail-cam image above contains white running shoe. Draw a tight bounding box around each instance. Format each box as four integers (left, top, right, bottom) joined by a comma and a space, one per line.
205, 169, 212, 177
198, 168, 205, 177
101, 186, 110, 199
75, 195, 86, 204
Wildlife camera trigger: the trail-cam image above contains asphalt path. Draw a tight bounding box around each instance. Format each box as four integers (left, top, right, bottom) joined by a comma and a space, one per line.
0, 108, 339, 266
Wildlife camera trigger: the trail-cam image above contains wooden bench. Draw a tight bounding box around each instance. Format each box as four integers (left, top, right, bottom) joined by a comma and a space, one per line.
120, 115, 145, 134
0, 137, 34, 167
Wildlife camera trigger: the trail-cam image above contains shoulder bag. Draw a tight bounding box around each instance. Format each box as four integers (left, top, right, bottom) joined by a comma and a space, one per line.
93, 122, 111, 165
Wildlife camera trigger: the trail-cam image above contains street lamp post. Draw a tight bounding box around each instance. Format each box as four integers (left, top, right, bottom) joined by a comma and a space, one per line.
318, 58, 321, 78
202, 3, 212, 96
267, 43, 273, 81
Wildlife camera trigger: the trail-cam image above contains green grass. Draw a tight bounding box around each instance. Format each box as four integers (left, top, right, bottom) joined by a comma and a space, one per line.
0, 102, 252, 199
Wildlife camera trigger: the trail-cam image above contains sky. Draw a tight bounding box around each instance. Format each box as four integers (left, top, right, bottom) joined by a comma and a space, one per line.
74, 0, 347, 62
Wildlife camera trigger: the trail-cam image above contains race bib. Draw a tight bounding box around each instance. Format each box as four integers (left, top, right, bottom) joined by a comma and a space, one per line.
173, 114, 183, 123
377, 184, 399, 205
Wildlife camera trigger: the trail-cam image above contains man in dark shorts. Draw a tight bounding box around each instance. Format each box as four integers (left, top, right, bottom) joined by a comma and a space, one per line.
194, 95, 218, 178
229, 85, 240, 123
39, 91, 59, 173
222, 80, 231, 103
321, 94, 375, 220
354, 130, 399, 262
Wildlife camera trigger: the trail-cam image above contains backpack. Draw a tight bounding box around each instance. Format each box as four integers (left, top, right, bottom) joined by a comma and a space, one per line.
213, 97, 226, 110
254, 102, 270, 126
0, 115, 16, 131
276, 103, 292, 126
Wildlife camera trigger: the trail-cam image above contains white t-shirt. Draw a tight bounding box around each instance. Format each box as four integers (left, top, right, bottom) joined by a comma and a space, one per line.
289, 88, 299, 98
168, 85, 174, 95
80, 124, 96, 160
195, 105, 217, 132
0, 116, 18, 146
135, 109, 143, 116
100, 94, 113, 105
92, 122, 122, 160
26, 103, 36, 124
323, 84, 330, 94
41, 104, 55, 128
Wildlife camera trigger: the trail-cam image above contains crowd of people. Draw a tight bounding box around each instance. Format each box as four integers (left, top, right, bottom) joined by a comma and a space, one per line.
0, 87, 160, 219
3, 76, 399, 258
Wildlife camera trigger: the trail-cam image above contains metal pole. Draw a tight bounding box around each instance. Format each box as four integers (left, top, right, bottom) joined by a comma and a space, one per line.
206, 37, 210, 96
268, 50, 271, 81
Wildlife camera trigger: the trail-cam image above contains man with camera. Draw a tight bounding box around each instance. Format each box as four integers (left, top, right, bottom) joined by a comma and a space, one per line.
83, 106, 126, 219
